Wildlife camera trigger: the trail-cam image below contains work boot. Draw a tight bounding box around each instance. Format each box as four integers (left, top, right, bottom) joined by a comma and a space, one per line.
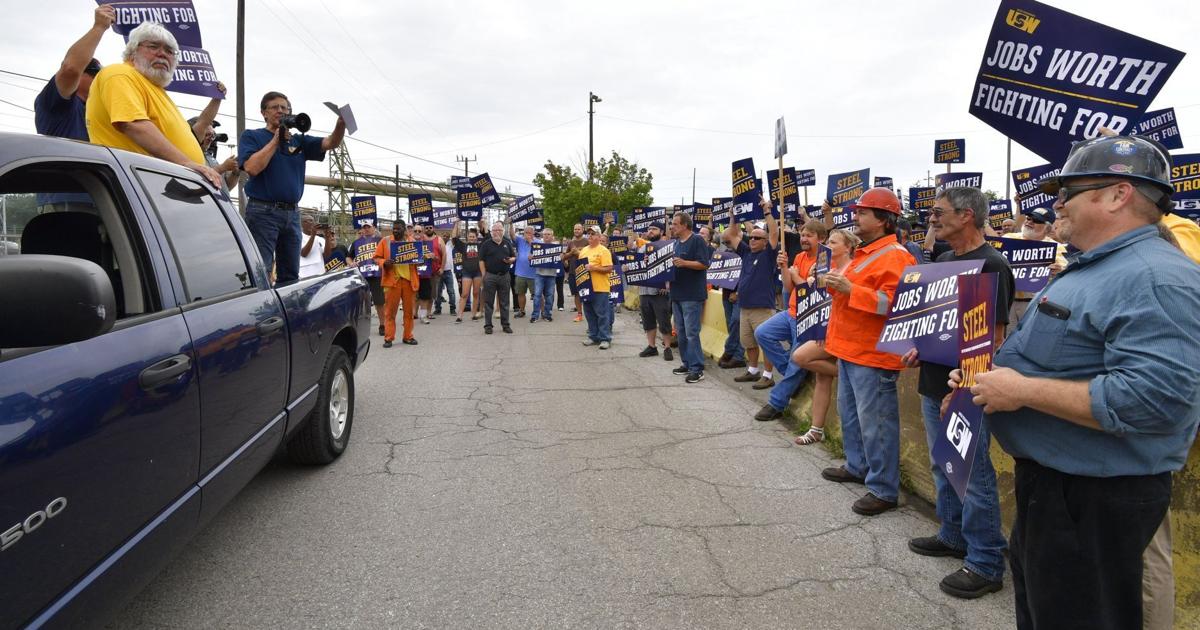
733, 371, 759, 383
752, 377, 775, 390
851, 493, 898, 516
939, 567, 1003, 600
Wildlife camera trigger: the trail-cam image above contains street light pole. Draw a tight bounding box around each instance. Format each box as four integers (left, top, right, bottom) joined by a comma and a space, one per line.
588, 92, 602, 181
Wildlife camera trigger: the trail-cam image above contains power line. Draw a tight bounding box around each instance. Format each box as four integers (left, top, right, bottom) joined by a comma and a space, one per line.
598, 114, 977, 139
0, 97, 33, 113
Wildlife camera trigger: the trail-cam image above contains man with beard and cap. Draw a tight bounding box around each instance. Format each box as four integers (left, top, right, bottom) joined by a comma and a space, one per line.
85, 21, 220, 188
636, 222, 674, 360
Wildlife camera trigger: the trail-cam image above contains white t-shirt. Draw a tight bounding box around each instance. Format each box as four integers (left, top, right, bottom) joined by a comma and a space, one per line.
299, 234, 326, 278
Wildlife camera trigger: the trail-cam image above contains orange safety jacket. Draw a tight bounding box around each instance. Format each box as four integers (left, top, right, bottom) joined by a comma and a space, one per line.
824, 233, 915, 371
373, 236, 420, 290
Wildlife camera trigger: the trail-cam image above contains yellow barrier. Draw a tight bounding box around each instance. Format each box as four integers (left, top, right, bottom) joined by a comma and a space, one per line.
693, 289, 1197, 621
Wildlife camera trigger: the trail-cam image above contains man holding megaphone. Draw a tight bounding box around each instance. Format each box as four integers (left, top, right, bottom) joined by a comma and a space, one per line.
239, 90, 346, 283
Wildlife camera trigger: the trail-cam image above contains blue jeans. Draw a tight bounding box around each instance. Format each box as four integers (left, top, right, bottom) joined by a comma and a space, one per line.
920, 395, 1007, 581
722, 297, 744, 360
435, 270, 457, 311
583, 292, 612, 342
754, 310, 808, 412
243, 201, 301, 283
838, 360, 901, 502
673, 300, 705, 374
532, 275, 555, 319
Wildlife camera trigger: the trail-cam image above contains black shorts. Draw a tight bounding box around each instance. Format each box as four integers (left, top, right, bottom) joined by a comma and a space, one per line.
460, 269, 481, 280
640, 293, 672, 335
364, 276, 385, 306
418, 277, 433, 300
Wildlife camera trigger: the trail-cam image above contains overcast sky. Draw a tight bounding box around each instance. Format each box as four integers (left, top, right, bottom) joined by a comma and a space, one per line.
1, 0, 1196, 215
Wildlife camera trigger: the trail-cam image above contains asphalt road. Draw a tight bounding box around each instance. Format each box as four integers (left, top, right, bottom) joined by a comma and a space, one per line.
110, 306, 1015, 629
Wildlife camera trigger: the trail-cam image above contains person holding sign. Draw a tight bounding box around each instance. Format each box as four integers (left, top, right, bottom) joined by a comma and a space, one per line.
563, 224, 589, 322
373, 222, 419, 347
728, 198, 781, 390
635, 223, 674, 361
350, 221, 386, 334
578, 226, 615, 349
530, 228, 560, 323
959, 135, 1200, 630
451, 221, 483, 323
35, 4, 114, 143
85, 21, 221, 189
668, 211, 712, 383
818, 187, 915, 516
899, 187, 1014, 600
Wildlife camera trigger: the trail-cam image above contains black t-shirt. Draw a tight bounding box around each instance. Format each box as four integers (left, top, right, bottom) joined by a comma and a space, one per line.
917, 242, 1016, 400
479, 237, 515, 274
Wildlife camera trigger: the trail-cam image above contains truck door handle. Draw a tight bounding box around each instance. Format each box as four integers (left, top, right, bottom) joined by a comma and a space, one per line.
256, 316, 285, 336
139, 354, 192, 389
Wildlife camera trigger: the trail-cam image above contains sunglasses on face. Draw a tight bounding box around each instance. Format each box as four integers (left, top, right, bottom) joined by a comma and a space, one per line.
749, 235, 766, 240
1057, 181, 1122, 204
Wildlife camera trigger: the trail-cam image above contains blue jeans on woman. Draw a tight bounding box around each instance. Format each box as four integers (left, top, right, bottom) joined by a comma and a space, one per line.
838, 360, 901, 503
673, 300, 705, 374
753, 310, 807, 412
532, 275, 555, 320
920, 395, 1007, 581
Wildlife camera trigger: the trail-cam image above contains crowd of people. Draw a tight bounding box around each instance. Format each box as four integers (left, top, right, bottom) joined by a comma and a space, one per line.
30, 8, 1200, 629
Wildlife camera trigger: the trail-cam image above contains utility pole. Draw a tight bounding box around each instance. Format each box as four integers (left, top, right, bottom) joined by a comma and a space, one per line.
692, 168, 696, 205
1005, 138, 1012, 199
588, 92, 602, 181
235, 0, 246, 212
456, 154, 476, 177
395, 164, 400, 220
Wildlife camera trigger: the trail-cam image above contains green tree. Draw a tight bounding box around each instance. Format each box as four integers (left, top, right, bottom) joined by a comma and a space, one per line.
532, 151, 653, 236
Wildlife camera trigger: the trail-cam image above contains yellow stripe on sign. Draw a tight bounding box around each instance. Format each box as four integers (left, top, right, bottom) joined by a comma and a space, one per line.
980, 74, 1139, 109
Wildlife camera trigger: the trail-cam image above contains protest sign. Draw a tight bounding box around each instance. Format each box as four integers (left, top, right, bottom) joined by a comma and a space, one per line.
814, 244, 833, 276
103, 0, 203, 48
969, 0, 1185, 164
831, 207, 855, 230
935, 172, 983, 194
351, 195, 377, 228
471, 173, 500, 206
456, 188, 483, 221
625, 239, 676, 288
352, 238, 381, 277
1171, 153, 1200, 219
768, 167, 800, 220
732, 158, 761, 222
693, 203, 713, 226
876, 260, 985, 366
794, 283, 831, 343
935, 139, 966, 164
408, 194, 433, 226
415, 242, 435, 278
323, 102, 358, 135
803, 204, 824, 220
932, 272, 998, 501
433, 206, 457, 230
449, 175, 471, 190
988, 200, 1014, 230
874, 176, 894, 190
909, 186, 937, 216
608, 236, 630, 260
987, 236, 1058, 292
528, 213, 545, 229
1011, 163, 1060, 213
706, 251, 742, 290
602, 210, 619, 226
608, 268, 624, 304
1135, 108, 1183, 150
169, 46, 223, 99
389, 240, 425, 264
508, 195, 538, 223
827, 168, 869, 208
530, 242, 566, 269
796, 169, 817, 187
775, 116, 788, 158
711, 198, 733, 227
631, 207, 668, 232
581, 214, 601, 228
573, 260, 593, 300
324, 257, 346, 273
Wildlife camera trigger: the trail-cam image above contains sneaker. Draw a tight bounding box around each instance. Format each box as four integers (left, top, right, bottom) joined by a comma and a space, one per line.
663, 347, 673, 361
733, 371, 760, 383
378, 325, 385, 337
821, 466, 866, 484
908, 536, 967, 559
639, 346, 658, 358
456, 317, 463, 323
382, 340, 393, 348
433, 308, 442, 315
558, 306, 564, 311
685, 372, 705, 384
753, 404, 782, 421
403, 338, 418, 346
939, 567, 1003, 600
582, 339, 599, 346
546, 316, 553, 322
599, 341, 610, 350
530, 318, 539, 323
515, 311, 526, 318
851, 493, 898, 516
573, 315, 583, 322
485, 327, 494, 335
752, 377, 775, 390
671, 366, 690, 375
427, 314, 437, 320
502, 326, 513, 334
450, 308, 457, 315
421, 317, 431, 325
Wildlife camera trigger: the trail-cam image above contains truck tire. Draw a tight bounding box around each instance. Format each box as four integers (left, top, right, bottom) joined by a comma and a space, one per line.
287, 346, 354, 464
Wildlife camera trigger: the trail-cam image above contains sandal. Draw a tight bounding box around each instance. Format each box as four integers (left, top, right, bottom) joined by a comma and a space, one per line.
794, 426, 825, 446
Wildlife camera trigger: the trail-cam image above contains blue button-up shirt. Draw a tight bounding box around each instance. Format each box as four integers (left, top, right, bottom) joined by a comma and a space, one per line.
989, 225, 1200, 477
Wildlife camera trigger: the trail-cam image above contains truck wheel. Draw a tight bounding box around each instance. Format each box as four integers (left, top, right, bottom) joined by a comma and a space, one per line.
287, 346, 354, 464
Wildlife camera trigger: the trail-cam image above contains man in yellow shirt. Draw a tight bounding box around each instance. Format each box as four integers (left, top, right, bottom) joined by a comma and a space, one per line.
578, 226, 615, 349
85, 21, 220, 188
1161, 213, 1200, 264
1001, 207, 1068, 323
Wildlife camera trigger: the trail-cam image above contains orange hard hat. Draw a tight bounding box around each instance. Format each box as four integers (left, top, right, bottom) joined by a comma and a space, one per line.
849, 187, 902, 215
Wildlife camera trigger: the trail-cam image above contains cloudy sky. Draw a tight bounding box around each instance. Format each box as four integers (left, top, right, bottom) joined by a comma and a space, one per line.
1, 0, 1196, 215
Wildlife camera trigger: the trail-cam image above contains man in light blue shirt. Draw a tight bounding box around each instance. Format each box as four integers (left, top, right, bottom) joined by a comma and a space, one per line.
961, 135, 1200, 630
511, 224, 537, 318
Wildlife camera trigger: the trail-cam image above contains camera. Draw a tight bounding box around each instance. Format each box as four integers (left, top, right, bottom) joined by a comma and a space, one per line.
213, 132, 229, 143
281, 113, 311, 133
945, 411, 974, 459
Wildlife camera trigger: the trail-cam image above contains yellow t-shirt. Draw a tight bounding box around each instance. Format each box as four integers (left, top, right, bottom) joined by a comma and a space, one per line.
579, 244, 613, 292
1161, 214, 1200, 265
86, 62, 204, 164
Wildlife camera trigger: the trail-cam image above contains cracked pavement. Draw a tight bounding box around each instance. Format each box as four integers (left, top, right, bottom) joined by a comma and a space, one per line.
110, 308, 1016, 629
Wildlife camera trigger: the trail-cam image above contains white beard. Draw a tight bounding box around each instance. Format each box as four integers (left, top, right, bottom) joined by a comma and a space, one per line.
134, 56, 174, 88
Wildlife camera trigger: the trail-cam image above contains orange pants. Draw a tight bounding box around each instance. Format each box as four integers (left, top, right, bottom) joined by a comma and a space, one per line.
383, 283, 416, 342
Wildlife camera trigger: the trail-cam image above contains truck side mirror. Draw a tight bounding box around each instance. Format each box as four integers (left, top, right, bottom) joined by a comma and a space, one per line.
0, 255, 116, 348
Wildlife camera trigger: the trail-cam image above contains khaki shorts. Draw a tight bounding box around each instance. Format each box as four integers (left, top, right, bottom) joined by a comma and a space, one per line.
514, 275, 534, 296
739, 307, 774, 349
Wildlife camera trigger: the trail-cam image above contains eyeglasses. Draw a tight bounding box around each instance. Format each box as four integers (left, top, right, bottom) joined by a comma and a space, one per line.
264, 104, 292, 113
749, 235, 766, 240
1056, 181, 1122, 204
928, 207, 967, 218
139, 41, 177, 56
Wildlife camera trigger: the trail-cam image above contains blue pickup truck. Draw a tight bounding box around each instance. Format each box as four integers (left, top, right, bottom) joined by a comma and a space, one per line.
0, 133, 372, 629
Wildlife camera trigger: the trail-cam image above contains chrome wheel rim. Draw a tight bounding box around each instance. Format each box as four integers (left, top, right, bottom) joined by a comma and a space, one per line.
328, 369, 349, 440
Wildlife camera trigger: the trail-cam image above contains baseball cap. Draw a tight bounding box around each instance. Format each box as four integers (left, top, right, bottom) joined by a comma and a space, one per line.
83, 58, 102, 76
186, 116, 220, 128
1026, 207, 1055, 224
649, 222, 665, 232
588, 225, 602, 234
